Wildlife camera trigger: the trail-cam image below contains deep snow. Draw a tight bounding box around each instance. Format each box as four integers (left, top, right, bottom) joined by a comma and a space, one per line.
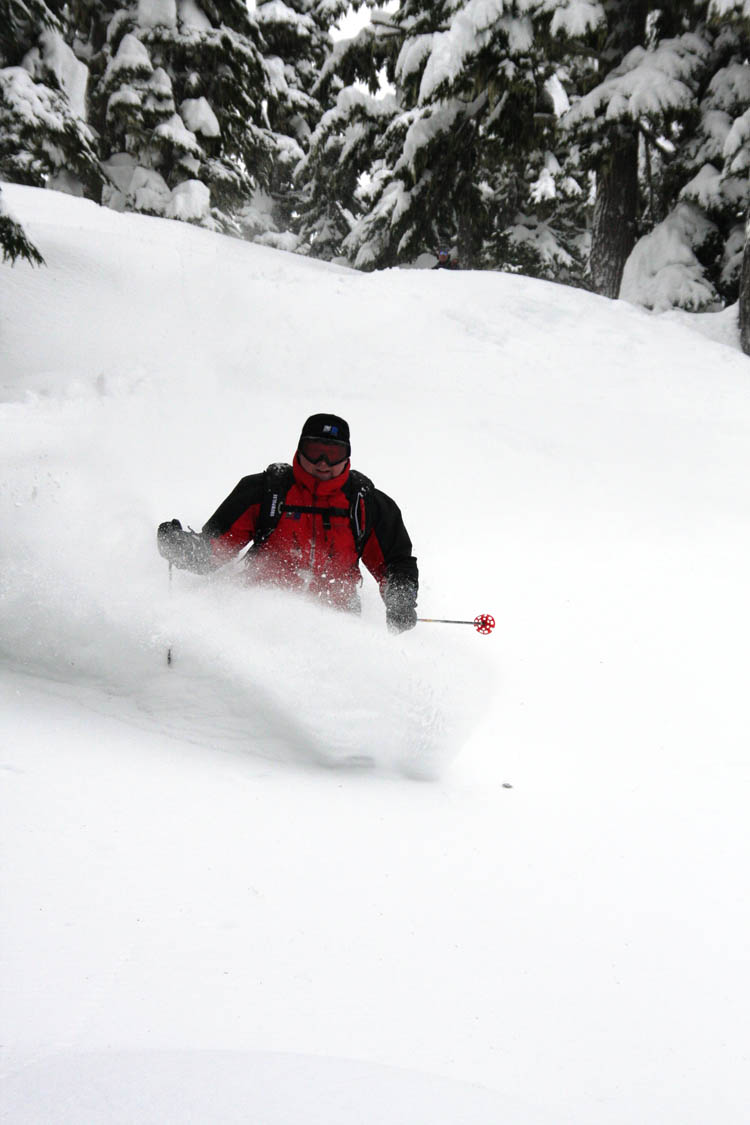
1, 183, 750, 1123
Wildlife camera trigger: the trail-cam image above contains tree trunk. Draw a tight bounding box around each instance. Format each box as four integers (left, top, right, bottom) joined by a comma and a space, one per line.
740, 214, 750, 357
455, 150, 480, 269
589, 132, 639, 299
456, 201, 478, 270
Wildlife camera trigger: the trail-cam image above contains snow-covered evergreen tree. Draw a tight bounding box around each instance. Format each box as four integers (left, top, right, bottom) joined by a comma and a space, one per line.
76, 0, 289, 233
560, 1, 701, 298
0, 184, 44, 264
302, 0, 578, 271
296, 83, 398, 260
246, 0, 351, 248
586, 3, 749, 316
294, 5, 401, 259
740, 212, 750, 354
671, 26, 750, 306
0, 0, 100, 196
706, 0, 750, 351
561, 1, 750, 311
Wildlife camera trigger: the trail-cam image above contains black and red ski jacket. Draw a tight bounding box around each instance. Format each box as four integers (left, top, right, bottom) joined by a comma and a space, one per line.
200, 455, 418, 611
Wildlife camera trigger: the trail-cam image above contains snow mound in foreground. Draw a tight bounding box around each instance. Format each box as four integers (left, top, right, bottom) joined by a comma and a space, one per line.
1, 1050, 554, 1125
151, 577, 491, 778
0, 444, 490, 777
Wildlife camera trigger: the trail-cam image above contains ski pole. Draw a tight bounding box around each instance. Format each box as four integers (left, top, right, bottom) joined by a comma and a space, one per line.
417, 613, 495, 635
167, 561, 173, 665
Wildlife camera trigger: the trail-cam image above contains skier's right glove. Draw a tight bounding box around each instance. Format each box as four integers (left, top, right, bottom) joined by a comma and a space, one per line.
157, 519, 212, 573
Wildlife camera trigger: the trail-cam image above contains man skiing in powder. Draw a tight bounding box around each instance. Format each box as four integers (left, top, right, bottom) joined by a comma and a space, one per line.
157, 413, 419, 633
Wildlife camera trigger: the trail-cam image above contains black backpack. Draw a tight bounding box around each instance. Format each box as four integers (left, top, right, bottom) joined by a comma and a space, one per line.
252, 462, 375, 558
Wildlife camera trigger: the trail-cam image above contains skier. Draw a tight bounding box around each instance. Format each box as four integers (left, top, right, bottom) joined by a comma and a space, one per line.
433, 248, 459, 270
157, 413, 419, 633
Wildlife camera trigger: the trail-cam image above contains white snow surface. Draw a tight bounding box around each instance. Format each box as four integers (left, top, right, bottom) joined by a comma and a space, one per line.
547, 0, 605, 38
1, 183, 750, 1124
105, 33, 153, 81
180, 95, 221, 138
138, 0, 178, 28
564, 35, 709, 127
166, 178, 210, 220
177, 0, 212, 31
709, 0, 750, 14
154, 112, 201, 154
621, 201, 719, 312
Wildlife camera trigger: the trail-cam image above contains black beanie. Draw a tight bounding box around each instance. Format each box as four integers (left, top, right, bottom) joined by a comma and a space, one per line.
299, 413, 351, 455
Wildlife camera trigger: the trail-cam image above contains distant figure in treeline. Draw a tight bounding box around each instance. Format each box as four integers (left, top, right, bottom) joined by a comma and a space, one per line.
433, 249, 459, 270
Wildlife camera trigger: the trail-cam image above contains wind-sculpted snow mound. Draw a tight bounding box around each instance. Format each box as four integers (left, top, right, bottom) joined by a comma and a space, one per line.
0, 450, 490, 777
156, 579, 490, 777
0, 345, 490, 779
1, 1049, 552, 1125
2, 569, 489, 778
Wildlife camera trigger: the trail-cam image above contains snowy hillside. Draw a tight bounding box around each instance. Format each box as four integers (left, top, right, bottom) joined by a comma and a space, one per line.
2, 184, 750, 1124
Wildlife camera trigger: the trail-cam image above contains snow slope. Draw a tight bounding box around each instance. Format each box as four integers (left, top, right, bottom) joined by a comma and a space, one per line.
2, 183, 750, 1123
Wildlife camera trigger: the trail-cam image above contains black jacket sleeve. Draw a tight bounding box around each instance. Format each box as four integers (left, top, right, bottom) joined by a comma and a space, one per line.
157, 473, 267, 575
362, 488, 419, 604
201, 472, 266, 538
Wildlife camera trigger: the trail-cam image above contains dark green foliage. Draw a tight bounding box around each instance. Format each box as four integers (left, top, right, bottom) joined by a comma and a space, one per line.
1, 0, 747, 313
295, 0, 746, 306
83, 5, 270, 226
0, 0, 103, 208
0, 0, 62, 63
299, 2, 599, 276
740, 222, 750, 354
299, 1, 570, 270
0, 64, 100, 188
0, 206, 45, 264
252, 1, 345, 240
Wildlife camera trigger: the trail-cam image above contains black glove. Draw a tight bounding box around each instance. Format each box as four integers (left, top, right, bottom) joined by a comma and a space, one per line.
157, 519, 184, 562
387, 603, 417, 634
384, 575, 418, 635
157, 519, 212, 572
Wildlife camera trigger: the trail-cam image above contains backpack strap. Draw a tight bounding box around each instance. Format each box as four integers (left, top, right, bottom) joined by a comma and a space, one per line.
344, 469, 375, 558
253, 463, 375, 558
279, 503, 350, 531
252, 462, 294, 548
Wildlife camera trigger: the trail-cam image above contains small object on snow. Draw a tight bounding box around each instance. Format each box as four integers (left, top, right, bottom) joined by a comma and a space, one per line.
343, 754, 376, 769
502, 782, 513, 789
317, 752, 376, 770
417, 613, 495, 635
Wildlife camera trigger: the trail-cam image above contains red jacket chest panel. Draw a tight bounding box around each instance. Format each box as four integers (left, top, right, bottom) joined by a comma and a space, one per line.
273, 481, 358, 568
250, 472, 361, 600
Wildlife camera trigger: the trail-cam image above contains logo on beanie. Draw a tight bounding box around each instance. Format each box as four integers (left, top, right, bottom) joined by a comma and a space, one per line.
323, 424, 339, 436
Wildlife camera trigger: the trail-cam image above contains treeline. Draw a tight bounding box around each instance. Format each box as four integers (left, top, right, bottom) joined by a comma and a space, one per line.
1, 1, 749, 344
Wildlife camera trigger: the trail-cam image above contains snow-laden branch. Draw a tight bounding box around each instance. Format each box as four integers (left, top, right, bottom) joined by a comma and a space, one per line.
564, 34, 711, 128
419, 1, 534, 105
540, 0, 606, 38
708, 0, 750, 16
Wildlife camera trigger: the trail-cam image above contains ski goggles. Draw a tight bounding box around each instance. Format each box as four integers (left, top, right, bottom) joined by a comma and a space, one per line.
299, 438, 350, 466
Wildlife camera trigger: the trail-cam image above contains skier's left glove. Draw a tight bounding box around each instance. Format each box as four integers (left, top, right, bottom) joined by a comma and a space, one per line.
384, 574, 418, 634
